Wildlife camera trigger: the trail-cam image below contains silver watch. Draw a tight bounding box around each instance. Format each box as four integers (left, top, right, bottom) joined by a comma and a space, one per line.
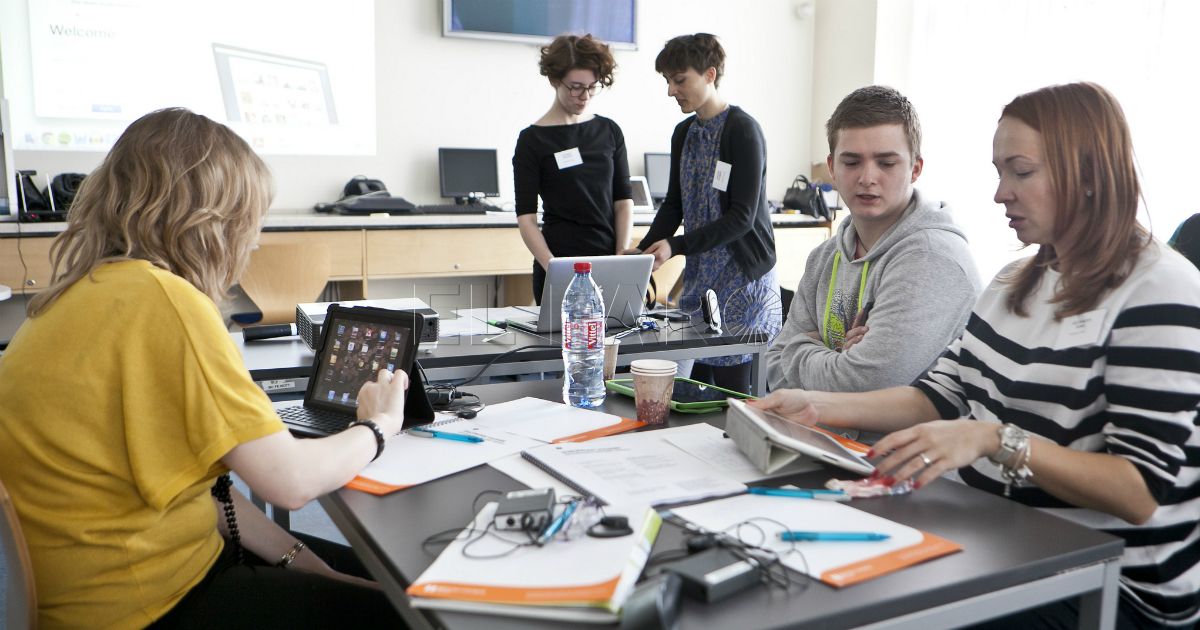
988, 423, 1028, 467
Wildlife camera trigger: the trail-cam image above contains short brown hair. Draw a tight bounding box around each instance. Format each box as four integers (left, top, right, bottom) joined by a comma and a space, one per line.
539, 34, 616, 87
826, 86, 922, 159
29, 108, 273, 316
1000, 82, 1148, 318
655, 33, 725, 88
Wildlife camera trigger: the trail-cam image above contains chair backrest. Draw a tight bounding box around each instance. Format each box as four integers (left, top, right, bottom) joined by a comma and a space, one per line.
238, 243, 332, 325
1, 477, 37, 629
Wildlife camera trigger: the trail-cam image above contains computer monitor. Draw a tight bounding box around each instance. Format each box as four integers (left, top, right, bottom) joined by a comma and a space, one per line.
644, 152, 671, 201
0, 99, 15, 217
439, 148, 500, 204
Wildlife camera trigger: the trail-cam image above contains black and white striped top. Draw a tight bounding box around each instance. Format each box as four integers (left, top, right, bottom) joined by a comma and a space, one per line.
916, 241, 1200, 626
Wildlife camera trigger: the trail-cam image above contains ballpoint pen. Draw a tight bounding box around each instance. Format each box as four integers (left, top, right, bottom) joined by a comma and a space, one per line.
778, 531, 890, 542
537, 499, 579, 545
747, 487, 849, 501
408, 427, 484, 443
485, 319, 509, 330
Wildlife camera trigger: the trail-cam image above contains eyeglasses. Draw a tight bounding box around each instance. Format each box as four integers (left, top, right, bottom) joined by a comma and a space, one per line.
564, 82, 602, 97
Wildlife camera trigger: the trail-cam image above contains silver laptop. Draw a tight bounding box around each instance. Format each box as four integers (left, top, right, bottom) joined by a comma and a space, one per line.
508, 255, 654, 333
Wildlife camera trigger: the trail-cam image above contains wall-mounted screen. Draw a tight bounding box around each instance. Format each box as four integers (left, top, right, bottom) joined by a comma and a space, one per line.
443, 0, 636, 49
0, 0, 377, 156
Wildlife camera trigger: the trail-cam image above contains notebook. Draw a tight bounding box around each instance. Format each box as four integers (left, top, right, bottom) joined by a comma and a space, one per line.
275, 304, 434, 437
506, 255, 654, 333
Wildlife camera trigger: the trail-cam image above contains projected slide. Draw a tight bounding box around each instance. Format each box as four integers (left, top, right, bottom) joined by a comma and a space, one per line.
0, 0, 375, 155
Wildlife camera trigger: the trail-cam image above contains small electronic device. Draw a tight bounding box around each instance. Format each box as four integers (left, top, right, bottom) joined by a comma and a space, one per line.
297, 298, 439, 351
701, 289, 722, 334
493, 488, 556, 532
664, 546, 762, 603
619, 573, 682, 630
645, 309, 690, 322
725, 398, 874, 475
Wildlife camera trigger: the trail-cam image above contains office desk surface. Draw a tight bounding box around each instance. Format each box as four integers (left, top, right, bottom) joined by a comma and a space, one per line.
321, 379, 1124, 630
238, 323, 769, 389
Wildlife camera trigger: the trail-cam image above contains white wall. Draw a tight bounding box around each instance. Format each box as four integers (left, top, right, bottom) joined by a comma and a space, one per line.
8, 0, 816, 213
809, 0, 877, 167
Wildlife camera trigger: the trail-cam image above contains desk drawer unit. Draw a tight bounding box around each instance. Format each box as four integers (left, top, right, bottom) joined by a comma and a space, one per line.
366, 228, 531, 278
0, 236, 55, 292
258, 231, 364, 279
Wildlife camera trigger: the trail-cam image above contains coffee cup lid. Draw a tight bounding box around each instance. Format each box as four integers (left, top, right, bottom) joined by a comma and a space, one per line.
630, 359, 677, 375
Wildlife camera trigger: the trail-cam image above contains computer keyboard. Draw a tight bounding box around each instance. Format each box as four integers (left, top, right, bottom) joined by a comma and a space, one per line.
416, 203, 490, 215
277, 405, 351, 435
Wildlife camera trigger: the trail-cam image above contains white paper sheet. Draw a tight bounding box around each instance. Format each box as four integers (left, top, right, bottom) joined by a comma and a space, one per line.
662, 424, 822, 482
453, 306, 539, 321
488, 454, 578, 498
437, 317, 503, 337
668, 494, 927, 580
355, 421, 541, 488
474, 397, 630, 443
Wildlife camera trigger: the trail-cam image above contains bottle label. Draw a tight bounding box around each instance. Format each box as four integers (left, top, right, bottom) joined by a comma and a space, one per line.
563, 318, 604, 351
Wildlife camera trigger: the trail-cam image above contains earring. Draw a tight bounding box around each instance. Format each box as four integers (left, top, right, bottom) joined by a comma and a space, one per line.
1085, 189, 1093, 197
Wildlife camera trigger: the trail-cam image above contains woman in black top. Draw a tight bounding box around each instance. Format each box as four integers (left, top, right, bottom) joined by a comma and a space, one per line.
513, 34, 634, 303
627, 34, 781, 394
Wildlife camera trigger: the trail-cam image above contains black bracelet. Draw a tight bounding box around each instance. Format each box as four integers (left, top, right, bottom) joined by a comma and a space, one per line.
348, 419, 386, 461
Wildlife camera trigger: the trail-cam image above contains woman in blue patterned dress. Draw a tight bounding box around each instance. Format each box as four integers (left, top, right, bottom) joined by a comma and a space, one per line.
627, 33, 781, 393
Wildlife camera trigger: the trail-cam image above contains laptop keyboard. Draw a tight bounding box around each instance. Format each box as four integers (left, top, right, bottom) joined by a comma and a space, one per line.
278, 405, 351, 435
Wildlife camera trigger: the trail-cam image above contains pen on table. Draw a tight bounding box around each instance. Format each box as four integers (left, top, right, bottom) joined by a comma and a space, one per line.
486, 319, 508, 330
538, 499, 579, 545
747, 487, 849, 501
408, 427, 484, 443
777, 531, 890, 542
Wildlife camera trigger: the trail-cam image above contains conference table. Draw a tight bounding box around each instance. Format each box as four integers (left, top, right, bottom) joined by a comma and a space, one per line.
238, 315, 772, 396
319, 379, 1124, 630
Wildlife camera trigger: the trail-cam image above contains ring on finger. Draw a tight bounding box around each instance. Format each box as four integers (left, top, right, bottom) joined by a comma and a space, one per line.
919, 452, 933, 466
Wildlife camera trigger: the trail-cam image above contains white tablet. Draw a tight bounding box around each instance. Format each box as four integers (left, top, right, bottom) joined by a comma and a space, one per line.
725, 398, 874, 475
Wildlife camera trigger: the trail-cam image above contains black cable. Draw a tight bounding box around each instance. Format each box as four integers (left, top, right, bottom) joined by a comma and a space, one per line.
455, 344, 559, 387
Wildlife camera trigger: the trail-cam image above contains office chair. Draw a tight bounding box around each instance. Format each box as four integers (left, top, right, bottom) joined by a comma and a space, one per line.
233, 243, 332, 326
1169, 213, 1200, 271
1, 477, 37, 629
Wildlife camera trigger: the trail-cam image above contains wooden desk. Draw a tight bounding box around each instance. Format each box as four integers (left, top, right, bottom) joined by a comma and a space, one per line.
320, 379, 1123, 630
0, 213, 831, 300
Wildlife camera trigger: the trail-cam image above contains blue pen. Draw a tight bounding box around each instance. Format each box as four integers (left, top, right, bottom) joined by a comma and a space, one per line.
408, 427, 484, 443
747, 487, 848, 501
537, 500, 579, 545
778, 531, 890, 542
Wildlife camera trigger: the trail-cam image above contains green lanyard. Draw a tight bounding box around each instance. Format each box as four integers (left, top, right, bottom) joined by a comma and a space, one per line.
822, 250, 870, 349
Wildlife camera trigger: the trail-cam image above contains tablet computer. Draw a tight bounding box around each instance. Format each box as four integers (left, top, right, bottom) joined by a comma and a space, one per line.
725, 398, 873, 475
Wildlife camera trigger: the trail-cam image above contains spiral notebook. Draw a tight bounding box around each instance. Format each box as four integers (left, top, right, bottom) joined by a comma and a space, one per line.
520, 434, 747, 507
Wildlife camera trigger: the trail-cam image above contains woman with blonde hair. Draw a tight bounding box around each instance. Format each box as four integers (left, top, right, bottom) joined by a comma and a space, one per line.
0, 108, 404, 628
513, 33, 634, 302
756, 83, 1200, 628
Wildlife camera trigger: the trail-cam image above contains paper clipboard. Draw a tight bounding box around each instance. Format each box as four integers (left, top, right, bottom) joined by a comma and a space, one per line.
725, 398, 874, 475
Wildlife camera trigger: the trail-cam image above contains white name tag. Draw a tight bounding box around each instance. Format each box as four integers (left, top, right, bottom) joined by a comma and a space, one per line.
554, 147, 583, 170
1054, 308, 1107, 349
712, 160, 731, 191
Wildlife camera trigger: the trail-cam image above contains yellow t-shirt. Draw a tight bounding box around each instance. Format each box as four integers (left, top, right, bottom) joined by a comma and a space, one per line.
0, 260, 285, 629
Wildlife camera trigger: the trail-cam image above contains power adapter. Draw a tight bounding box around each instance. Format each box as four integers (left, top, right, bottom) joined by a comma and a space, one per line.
663, 546, 761, 603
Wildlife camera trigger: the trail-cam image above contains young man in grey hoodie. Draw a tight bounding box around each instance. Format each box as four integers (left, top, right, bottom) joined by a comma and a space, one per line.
766, 86, 980, 395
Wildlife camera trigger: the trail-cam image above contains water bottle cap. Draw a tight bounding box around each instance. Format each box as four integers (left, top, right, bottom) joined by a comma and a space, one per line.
573, 262, 592, 273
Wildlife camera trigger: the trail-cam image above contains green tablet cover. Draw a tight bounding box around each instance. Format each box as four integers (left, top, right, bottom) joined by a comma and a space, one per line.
604, 377, 755, 414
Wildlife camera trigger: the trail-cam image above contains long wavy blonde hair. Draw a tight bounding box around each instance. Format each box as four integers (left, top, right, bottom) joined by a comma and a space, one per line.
28, 108, 272, 316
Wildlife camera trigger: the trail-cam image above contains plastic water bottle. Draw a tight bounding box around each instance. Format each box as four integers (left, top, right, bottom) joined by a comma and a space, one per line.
562, 261, 606, 407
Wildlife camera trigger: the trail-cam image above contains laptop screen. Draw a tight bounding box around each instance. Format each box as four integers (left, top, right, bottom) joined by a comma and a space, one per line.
310, 313, 417, 412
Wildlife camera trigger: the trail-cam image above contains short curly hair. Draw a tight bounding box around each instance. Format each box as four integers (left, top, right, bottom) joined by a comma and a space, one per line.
539, 34, 616, 87
654, 33, 725, 88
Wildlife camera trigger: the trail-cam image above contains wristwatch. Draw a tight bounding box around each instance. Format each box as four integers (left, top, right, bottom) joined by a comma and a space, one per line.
988, 423, 1028, 467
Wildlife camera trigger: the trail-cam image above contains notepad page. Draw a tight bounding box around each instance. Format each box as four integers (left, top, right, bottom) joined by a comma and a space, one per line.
355, 421, 540, 488
474, 397, 628, 443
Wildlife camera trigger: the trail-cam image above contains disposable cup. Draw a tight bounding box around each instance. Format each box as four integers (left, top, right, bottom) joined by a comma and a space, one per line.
603, 337, 620, 381
630, 359, 677, 424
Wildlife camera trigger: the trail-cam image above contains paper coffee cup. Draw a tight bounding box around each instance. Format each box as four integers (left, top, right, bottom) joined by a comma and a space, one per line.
630, 359, 677, 424
603, 337, 620, 381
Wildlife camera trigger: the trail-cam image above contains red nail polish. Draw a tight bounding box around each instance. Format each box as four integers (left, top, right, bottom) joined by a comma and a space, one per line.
912, 480, 923, 490
868, 470, 879, 480
866, 449, 875, 458
883, 476, 896, 487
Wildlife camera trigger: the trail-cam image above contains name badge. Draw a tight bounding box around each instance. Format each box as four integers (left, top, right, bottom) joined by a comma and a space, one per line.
712, 160, 732, 191
1053, 308, 1107, 349
554, 147, 583, 170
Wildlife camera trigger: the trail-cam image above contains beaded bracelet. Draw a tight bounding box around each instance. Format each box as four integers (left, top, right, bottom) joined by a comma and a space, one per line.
348, 419, 386, 461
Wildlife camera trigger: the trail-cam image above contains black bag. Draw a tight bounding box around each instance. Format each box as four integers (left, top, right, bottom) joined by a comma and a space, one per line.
782, 174, 831, 220
48, 173, 87, 211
